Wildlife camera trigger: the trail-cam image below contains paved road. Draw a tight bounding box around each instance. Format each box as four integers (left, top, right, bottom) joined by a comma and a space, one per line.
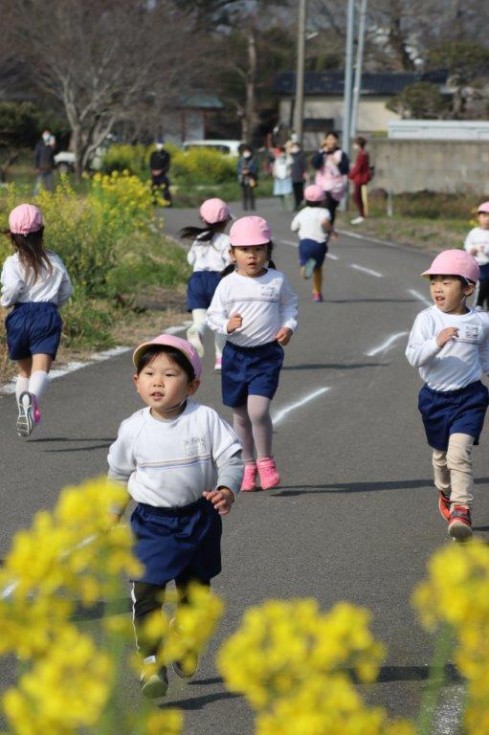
1, 199, 486, 733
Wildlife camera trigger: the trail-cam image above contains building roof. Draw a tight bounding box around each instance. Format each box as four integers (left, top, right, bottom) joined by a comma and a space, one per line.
168, 94, 224, 110
273, 70, 449, 97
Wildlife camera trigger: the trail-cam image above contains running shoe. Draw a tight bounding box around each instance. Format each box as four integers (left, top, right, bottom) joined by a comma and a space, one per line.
312, 292, 324, 303
448, 505, 472, 541
302, 258, 316, 279
140, 656, 168, 698
241, 463, 258, 492
16, 392, 41, 437
438, 491, 451, 522
186, 326, 204, 358
214, 357, 222, 371
257, 457, 280, 490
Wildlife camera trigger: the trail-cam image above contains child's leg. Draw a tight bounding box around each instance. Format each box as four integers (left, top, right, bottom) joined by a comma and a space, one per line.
186, 308, 207, 357
132, 581, 166, 657
446, 433, 474, 507
247, 395, 273, 459
29, 354, 52, 400
432, 448, 451, 495
214, 332, 226, 361
232, 405, 256, 462
15, 358, 32, 405
312, 267, 323, 298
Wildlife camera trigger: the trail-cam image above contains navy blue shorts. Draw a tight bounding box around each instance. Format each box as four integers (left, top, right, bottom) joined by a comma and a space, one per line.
187, 271, 221, 311
5, 302, 62, 361
222, 340, 284, 407
298, 238, 328, 268
130, 498, 222, 586
418, 380, 489, 451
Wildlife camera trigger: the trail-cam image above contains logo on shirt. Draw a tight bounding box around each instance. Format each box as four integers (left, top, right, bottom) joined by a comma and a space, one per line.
458, 325, 481, 343
260, 285, 279, 300
184, 436, 207, 457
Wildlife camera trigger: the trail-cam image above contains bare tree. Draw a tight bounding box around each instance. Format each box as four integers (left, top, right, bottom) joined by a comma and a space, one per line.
4, 0, 212, 176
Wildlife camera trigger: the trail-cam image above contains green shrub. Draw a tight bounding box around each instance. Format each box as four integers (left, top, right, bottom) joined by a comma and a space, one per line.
171, 148, 237, 184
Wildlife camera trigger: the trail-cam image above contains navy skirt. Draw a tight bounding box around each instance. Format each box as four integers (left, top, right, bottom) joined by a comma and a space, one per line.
418, 380, 489, 451
187, 271, 221, 311
5, 302, 62, 360
130, 498, 222, 586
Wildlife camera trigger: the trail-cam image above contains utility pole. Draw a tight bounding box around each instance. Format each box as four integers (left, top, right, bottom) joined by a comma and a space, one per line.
343, 0, 355, 160
293, 0, 307, 144
350, 0, 368, 140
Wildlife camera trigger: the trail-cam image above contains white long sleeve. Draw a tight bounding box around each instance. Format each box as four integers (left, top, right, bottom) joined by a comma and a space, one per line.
108, 401, 243, 507
1, 251, 72, 308
206, 269, 298, 347
406, 305, 489, 391
187, 232, 231, 272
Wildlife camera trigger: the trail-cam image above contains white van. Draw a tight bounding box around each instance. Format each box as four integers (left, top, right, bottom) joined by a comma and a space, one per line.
182, 139, 242, 156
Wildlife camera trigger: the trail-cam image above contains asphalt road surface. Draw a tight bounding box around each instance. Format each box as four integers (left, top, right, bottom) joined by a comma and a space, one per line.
1, 198, 486, 734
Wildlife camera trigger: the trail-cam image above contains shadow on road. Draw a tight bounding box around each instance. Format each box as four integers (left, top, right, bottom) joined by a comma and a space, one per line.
271, 477, 489, 496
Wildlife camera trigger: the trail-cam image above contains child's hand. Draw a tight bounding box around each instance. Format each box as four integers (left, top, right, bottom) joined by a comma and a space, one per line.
227, 313, 243, 333
437, 327, 458, 347
203, 487, 235, 516
276, 327, 293, 345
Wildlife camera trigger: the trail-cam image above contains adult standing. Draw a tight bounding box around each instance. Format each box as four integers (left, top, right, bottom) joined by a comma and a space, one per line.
348, 136, 371, 225
149, 141, 172, 206
290, 141, 308, 211
311, 131, 349, 228
33, 130, 55, 195
272, 147, 293, 210
237, 145, 259, 212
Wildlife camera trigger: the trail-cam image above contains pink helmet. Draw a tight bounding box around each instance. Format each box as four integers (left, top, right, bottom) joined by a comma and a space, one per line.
478, 201, 489, 214
229, 215, 272, 247
132, 333, 202, 379
304, 184, 325, 203
199, 198, 231, 225
421, 249, 480, 283
9, 203, 43, 235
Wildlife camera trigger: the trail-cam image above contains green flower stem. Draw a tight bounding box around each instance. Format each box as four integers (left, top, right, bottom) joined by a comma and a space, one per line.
417, 623, 455, 735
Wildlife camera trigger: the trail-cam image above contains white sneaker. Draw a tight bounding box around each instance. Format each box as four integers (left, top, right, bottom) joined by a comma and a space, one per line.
186, 326, 204, 357
140, 656, 168, 698
16, 392, 41, 437
350, 216, 364, 225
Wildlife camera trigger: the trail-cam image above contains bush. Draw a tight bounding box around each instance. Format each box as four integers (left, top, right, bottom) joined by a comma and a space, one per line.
171, 147, 237, 185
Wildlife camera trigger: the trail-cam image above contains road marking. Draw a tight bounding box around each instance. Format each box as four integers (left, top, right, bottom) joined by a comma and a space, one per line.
272, 387, 330, 426
0, 324, 189, 395
365, 331, 408, 357
408, 288, 432, 307
281, 239, 298, 247
350, 263, 383, 277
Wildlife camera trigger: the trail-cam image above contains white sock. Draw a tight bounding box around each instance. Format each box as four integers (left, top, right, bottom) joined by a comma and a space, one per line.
15, 376, 30, 405
28, 371, 49, 399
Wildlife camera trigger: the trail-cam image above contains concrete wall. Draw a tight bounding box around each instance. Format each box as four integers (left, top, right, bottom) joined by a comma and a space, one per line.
368, 140, 489, 195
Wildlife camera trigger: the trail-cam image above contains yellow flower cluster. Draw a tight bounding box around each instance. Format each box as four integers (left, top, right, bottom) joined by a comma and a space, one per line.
217, 599, 413, 734
0, 477, 226, 734
413, 539, 489, 735
136, 583, 224, 677
91, 170, 154, 230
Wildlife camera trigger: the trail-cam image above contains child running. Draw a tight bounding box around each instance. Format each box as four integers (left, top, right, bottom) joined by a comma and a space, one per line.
1, 203, 73, 437
290, 183, 332, 302
405, 249, 489, 540
207, 215, 298, 492
463, 200, 489, 311
107, 333, 243, 698
179, 198, 232, 370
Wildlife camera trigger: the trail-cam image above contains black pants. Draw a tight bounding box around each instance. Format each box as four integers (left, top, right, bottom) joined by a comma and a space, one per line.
241, 184, 256, 211
132, 578, 210, 656
477, 279, 489, 309
324, 192, 340, 225
292, 181, 304, 210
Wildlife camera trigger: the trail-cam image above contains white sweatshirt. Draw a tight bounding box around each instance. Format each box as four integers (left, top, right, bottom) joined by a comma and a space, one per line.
1, 250, 72, 308
206, 269, 298, 347
406, 305, 489, 391
108, 400, 243, 508
187, 232, 231, 272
